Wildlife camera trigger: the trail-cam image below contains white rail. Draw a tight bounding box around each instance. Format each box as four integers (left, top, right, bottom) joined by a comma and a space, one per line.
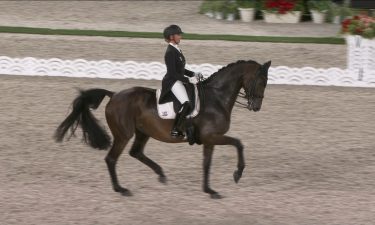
0, 56, 374, 87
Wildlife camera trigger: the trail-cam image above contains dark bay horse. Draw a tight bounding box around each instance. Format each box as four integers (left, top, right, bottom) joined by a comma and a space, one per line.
55, 60, 271, 199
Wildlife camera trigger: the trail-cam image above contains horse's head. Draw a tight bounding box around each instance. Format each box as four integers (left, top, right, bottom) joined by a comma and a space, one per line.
243, 61, 271, 112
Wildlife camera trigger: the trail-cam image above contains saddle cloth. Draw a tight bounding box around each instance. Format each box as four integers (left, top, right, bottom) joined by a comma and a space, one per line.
156, 84, 200, 119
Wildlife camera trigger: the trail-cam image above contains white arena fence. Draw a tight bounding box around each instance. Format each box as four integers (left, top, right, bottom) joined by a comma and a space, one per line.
0, 56, 374, 88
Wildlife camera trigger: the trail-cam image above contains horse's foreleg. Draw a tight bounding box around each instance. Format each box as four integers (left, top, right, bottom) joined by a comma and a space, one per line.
203, 144, 222, 199
105, 138, 131, 196
203, 135, 245, 184
129, 130, 167, 184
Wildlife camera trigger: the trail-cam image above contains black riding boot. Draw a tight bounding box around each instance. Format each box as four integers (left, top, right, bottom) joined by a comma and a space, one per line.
171, 102, 191, 138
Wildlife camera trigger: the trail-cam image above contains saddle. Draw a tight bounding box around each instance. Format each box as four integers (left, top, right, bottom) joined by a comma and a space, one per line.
156, 84, 200, 119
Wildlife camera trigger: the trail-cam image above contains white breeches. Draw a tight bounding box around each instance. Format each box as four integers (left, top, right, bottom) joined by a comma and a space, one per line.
171, 81, 189, 104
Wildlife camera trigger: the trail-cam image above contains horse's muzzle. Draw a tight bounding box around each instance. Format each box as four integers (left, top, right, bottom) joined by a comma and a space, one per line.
247, 99, 262, 112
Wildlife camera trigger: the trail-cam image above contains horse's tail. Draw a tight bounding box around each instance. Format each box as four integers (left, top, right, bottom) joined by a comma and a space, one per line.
54, 88, 114, 150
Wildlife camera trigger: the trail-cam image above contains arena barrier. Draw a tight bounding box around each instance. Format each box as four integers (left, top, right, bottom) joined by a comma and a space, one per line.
0, 56, 374, 87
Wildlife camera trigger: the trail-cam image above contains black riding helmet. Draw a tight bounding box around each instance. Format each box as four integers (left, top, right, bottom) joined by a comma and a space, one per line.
163, 25, 184, 40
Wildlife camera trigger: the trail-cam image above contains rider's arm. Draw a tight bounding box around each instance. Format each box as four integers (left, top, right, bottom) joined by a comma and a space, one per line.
184, 68, 194, 77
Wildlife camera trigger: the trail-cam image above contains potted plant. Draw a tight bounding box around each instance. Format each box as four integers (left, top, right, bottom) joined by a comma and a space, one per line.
212, 0, 226, 20
237, 0, 256, 22
342, 15, 375, 39
327, 2, 353, 24
262, 0, 303, 23
342, 15, 375, 80
327, 2, 341, 24
308, 0, 331, 23
199, 0, 215, 18
225, 1, 239, 21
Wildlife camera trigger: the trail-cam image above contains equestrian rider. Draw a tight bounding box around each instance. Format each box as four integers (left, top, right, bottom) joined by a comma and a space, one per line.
158, 25, 200, 138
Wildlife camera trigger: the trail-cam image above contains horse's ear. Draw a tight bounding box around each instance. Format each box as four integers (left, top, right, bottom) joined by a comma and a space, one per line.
262, 61, 272, 70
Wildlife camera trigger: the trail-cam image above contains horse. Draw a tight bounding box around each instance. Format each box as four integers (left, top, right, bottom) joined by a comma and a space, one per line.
55, 60, 271, 199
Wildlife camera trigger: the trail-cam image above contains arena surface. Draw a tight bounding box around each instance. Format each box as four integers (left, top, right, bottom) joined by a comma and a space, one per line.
1, 75, 374, 225
0, 1, 374, 224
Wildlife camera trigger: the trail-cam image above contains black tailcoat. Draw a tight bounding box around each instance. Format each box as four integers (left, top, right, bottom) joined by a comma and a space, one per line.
159, 44, 194, 104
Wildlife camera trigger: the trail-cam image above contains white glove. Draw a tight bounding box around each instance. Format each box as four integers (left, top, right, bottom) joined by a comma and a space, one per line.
188, 76, 198, 84
194, 72, 203, 80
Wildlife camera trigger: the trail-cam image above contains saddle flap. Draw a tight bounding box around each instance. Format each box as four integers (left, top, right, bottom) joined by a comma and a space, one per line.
156, 85, 200, 119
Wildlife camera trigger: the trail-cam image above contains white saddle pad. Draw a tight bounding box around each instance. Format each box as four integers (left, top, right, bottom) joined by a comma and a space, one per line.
156, 85, 200, 119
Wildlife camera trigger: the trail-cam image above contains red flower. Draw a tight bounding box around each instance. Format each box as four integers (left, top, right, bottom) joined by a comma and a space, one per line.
265, 0, 297, 14
355, 27, 364, 34
341, 18, 351, 29
341, 14, 375, 39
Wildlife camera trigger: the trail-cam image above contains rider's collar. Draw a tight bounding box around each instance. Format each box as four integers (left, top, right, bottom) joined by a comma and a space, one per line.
169, 42, 181, 53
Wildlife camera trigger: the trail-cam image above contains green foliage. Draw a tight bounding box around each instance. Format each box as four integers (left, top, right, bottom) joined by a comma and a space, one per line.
225, 1, 239, 14
212, 0, 227, 12
363, 23, 375, 39
236, 0, 256, 8
199, 1, 214, 14
308, 0, 331, 12
326, 2, 354, 23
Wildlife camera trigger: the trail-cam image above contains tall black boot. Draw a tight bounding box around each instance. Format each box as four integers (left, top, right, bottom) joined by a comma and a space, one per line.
171, 102, 191, 138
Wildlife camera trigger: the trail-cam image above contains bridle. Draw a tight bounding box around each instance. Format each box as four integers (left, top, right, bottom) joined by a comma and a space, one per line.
196, 66, 264, 110
236, 66, 264, 109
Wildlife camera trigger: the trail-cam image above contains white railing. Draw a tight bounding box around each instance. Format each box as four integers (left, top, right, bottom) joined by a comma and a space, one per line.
346, 35, 375, 83
0, 55, 374, 87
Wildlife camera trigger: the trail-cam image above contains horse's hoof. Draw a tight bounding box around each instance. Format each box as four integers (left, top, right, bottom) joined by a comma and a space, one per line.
120, 190, 133, 196
159, 175, 167, 184
114, 187, 133, 196
233, 170, 242, 183
205, 188, 222, 199
210, 193, 223, 199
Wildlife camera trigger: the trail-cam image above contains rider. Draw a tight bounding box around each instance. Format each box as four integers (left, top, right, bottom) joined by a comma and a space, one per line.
158, 24, 200, 138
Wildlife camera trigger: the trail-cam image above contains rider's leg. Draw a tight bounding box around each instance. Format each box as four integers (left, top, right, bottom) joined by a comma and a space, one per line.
170, 81, 190, 137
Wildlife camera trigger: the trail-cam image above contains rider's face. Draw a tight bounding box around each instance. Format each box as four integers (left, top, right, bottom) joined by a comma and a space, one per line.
171, 34, 182, 44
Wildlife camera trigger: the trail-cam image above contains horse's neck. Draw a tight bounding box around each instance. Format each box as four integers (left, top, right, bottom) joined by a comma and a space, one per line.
205, 66, 245, 112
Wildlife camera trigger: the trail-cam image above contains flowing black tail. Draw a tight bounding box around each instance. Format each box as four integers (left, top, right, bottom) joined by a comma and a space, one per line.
54, 88, 114, 150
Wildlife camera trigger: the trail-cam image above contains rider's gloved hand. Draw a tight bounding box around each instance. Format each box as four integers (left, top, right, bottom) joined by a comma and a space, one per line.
188, 76, 199, 84
194, 72, 203, 80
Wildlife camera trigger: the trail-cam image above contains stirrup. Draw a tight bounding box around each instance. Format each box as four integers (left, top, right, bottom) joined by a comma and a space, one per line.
171, 129, 185, 138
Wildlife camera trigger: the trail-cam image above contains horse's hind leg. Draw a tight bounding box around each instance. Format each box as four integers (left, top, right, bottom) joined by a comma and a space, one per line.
129, 129, 167, 183
105, 137, 132, 196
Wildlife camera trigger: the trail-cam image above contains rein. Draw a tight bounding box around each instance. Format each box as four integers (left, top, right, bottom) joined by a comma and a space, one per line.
196, 64, 262, 109
235, 66, 262, 109
197, 74, 206, 106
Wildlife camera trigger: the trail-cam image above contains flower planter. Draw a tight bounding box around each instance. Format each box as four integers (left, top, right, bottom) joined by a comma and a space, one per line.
310, 10, 326, 24
205, 11, 214, 18
332, 15, 340, 24
226, 13, 235, 21
346, 35, 375, 81
262, 11, 301, 23
214, 11, 224, 20
238, 8, 255, 22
